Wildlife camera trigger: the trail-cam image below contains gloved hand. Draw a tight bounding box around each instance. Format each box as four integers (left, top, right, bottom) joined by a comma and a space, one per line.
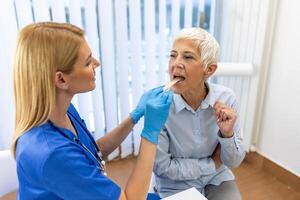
141, 90, 173, 144
130, 86, 164, 124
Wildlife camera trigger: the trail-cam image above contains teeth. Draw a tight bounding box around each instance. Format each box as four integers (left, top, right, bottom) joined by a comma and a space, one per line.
163, 78, 181, 92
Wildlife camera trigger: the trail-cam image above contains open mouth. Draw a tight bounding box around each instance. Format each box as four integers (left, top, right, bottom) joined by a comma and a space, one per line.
163, 75, 185, 92
173, 74, 185, 82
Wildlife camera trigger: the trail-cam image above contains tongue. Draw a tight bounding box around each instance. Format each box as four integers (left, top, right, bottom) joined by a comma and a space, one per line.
163, 78, 182, 92
175, 76, 185, 81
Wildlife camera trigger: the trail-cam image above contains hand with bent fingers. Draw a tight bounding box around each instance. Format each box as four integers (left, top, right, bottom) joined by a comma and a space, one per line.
213, 101, 237, 138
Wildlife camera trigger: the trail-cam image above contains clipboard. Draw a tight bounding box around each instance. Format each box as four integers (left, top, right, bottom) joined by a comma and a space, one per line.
162, 187, 207, 200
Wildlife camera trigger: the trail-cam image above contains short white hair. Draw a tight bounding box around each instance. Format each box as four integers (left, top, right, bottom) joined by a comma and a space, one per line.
174, 27, 219, 69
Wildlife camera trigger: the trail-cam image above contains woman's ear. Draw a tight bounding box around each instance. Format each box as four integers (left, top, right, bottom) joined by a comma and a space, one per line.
55, 71, 69, 90
205, 63, 218, 78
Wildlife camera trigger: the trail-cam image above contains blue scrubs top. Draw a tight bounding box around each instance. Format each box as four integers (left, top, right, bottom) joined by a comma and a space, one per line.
16, 104, 121, 200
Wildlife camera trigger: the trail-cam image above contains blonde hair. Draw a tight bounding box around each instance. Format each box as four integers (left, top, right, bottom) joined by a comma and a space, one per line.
174, 27, 219, 69
12, 22, 84, 157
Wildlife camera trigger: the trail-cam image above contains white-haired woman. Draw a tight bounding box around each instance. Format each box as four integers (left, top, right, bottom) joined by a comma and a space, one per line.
12, 22, 172, 200
153, 28, 245, 200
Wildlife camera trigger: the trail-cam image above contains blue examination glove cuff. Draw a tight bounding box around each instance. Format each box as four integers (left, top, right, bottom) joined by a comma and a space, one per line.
141, 129, 159, 145
129, 111, 140, 125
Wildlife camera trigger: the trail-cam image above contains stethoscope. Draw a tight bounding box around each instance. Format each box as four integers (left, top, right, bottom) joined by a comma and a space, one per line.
48, 114, 107, 176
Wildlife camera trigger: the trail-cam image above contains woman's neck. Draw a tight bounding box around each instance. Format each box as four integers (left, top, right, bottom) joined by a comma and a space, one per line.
181, 83, 208, 111
49, 91, 73, 128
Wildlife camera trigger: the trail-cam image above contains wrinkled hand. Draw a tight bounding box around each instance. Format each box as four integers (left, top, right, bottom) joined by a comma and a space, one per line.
130, 86, 164, 124
212, 143, 222, 169
213, 101, 236, 138
141, 91, 173, 144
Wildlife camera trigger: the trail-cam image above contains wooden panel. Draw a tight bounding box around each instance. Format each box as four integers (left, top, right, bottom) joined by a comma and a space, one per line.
234, 160, 300, 200
245, 152, 300, 194
104, 155, 300, 199
3, 154, 300, 200
262, 157, 300, 192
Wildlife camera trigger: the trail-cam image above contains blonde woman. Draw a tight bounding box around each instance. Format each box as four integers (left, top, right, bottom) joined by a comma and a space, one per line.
13, 22, 172, 200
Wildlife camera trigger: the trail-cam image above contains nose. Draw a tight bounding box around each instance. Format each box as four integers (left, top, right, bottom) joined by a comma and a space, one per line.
169, 59, 184, 76
93, 58, 101, 69
171, 55, 184, 69
169, 59, 183, 74
172, 60, 184, 70
175, 63, 184, 69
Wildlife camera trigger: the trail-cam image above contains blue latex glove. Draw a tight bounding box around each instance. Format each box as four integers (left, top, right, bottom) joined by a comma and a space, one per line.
141, 90, 173, 144
130, 86, 164, 124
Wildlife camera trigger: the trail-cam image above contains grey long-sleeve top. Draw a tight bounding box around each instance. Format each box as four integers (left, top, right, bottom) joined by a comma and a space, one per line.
153, 82, 246, 198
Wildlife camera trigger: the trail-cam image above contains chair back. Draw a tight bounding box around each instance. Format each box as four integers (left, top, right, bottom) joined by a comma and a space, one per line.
0, 150, 18, 197
148, 172, 156, 193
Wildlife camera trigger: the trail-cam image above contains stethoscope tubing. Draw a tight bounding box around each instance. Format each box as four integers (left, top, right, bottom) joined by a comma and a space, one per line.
48, 117, 107, 175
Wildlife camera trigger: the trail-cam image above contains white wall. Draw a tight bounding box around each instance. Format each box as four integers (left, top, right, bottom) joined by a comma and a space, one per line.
216, 0, 272, 151
0, 1, 18, 150
257, 0, 300, 177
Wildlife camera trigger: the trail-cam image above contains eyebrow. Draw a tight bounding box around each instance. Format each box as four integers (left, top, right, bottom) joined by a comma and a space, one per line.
170, 50, 197, 56
183, 51, 196, 56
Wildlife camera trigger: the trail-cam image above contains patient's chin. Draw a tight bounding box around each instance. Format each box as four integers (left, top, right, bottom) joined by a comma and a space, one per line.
171, 88, 182, 94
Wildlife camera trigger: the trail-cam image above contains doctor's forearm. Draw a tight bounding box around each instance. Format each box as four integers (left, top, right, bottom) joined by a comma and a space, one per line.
96, 116, 134, 157
124, 139, 156, 200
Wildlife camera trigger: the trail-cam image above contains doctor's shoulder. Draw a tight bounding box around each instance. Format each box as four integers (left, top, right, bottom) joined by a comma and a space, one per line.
15, 122, 72, 166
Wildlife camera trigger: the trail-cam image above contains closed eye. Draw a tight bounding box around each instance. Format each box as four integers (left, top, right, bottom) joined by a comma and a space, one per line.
170, 53, 177, 58
184, 56, 194, 59
86, 61, 92, 66
85, 53, 92, 66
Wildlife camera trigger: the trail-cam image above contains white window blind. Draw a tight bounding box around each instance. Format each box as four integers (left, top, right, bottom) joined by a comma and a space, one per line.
0, 0, 272, 157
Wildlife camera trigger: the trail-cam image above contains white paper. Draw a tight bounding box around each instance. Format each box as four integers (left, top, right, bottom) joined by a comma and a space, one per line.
162, 187, 207, 200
